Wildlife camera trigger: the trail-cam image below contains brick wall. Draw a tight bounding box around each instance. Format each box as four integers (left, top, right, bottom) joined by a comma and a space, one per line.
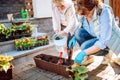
0, 0, 25, 20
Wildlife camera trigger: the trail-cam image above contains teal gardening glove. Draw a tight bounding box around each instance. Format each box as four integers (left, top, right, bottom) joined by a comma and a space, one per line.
68, 36, 76, 49
74, 51, 87, 64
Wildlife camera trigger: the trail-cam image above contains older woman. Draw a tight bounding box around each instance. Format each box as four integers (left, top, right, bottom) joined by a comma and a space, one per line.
51, 0, 78, 36
69, 0, 120, 64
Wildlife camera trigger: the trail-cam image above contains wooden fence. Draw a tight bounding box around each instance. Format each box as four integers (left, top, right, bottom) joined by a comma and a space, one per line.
110, 0, 120, 18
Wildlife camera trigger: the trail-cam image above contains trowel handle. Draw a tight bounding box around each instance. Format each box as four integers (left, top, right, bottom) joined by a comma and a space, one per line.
67, 48, 74, 60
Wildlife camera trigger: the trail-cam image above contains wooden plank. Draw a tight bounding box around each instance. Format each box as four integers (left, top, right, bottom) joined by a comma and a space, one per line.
113, 0, 116, 17
116, 0, 118, 17
118, 0, 120, 18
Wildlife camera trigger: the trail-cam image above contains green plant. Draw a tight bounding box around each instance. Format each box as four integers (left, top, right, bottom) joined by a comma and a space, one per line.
14, 39, 21, 50
4, 27, 14, 38
0, 24, 15, 38
66, 63, 88, 80
14, 38, 36, 50
0, 55, 13, 72
0, 24, 7, 35
13, 23, 32, 32
37, 36, 49, 45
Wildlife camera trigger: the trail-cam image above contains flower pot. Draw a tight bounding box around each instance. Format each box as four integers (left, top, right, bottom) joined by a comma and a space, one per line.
0, 65, 13, 80
34, 54, 73, 77
13, 34, 22, 39
0, 35, 7, 42
24, 33, 31, 37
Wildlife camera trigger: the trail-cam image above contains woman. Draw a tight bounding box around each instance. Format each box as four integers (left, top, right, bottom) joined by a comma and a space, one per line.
69, 0, 119, 63
51, 0, 78, 36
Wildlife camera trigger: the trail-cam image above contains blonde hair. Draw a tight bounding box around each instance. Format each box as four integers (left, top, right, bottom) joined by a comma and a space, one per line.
98, 0, 103, 2
52, 0, 64, 5
52, 0, 64, 3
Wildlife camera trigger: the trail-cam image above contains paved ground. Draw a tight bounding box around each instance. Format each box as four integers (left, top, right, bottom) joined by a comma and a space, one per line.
11, 46, 69, 80
7, 18, 120, 80
11, 45, 120, 80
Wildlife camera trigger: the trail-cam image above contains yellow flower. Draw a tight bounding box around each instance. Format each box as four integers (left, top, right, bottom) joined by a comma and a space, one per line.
5, 56, 14, 62
26, 38, 31, 42
22, 39, 26, 43
0, 56, 13, 62
28, 42, 31, 44
0, 56, 6, 62
14, 39, 19, 45
0, 55, 14, 72
20, 45, 22, 49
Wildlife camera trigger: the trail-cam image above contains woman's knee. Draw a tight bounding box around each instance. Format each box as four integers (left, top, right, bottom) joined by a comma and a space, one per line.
81, 38, 98, 50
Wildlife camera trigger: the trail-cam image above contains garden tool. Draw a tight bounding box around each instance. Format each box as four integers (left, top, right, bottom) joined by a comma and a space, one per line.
66, 32, 74, 65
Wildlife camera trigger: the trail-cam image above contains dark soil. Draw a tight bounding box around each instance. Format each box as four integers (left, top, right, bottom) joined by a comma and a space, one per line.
55, 36, 63, 40
36, 54, 73, 66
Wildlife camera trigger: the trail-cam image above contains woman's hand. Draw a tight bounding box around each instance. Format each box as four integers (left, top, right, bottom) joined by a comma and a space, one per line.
58, 31, 67, 36
68, 36, 76, 49
74, 51, 87, 64
54, 30, 60, 34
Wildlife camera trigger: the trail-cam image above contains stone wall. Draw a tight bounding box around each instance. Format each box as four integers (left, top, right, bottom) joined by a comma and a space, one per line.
31, 18, 54, 37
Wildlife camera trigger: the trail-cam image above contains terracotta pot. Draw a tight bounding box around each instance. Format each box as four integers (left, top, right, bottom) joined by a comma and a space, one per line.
0, 65, 13, 80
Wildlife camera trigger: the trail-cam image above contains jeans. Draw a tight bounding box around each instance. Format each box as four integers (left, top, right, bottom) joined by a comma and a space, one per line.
74, 27, 109, 56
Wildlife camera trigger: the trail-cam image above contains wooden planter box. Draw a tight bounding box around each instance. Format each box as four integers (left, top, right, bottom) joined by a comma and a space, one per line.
34, 54, 73, 77
0, 65, 13, 80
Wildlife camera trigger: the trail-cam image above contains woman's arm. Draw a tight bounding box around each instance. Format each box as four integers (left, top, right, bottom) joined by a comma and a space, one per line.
85, 46, 101, 55
63, 4, 78, 34
52, 4, 61, 32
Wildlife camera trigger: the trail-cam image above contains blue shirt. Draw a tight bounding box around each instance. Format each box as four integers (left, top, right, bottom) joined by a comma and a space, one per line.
82, 4, 113, 49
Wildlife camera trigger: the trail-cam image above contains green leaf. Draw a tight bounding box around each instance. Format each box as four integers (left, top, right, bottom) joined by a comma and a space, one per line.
3, 65, 9, 73
0, 66, 3, 71
66, 67, 70, 71
77, 66, 88, 74
75, 72, 80, 80
79, 73, 88, 80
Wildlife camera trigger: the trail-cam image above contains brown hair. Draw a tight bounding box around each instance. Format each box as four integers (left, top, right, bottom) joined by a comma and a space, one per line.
77, 0, 99, 11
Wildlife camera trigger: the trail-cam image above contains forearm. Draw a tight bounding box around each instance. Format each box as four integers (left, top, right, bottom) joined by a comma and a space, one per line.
84, 46, 101, 55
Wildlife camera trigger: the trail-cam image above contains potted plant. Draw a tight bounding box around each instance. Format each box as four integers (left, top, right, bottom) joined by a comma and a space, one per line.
13, 23, 32, 37
0, 55, 14, 80
66, 63, 88, 80
0, 24, 7, 41
44, 35, 49, 45
4, 27, 14, 40
27, 38, 36, 49
37, 37, 44, 46
14, 38, 36, 51
37, 36, 49, 46
0, 24, 16, 41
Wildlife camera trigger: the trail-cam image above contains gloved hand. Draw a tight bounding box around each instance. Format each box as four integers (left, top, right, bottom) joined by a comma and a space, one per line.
68, 36, 76, 49
74, 51, 87, 64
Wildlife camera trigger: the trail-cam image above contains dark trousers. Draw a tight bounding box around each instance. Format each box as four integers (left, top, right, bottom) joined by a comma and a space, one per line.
74, 27, 109, 56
